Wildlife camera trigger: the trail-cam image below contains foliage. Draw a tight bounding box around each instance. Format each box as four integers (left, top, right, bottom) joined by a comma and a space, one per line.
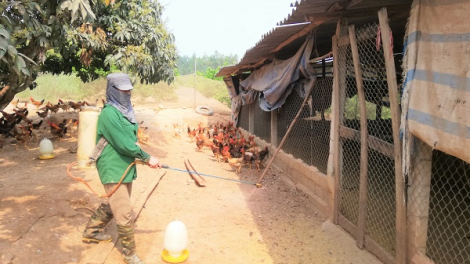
177, 52, 237, 76
0, 0, 177, 110
15, 73, 190, 105
344, 95, 391, 120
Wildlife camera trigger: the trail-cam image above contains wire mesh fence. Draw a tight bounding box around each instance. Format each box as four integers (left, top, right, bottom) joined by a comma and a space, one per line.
338, 23, 397, 259
238, 103, 249, 132
276, 77, 332, 174
253, 97, 271, 143
407, 145, 470, 264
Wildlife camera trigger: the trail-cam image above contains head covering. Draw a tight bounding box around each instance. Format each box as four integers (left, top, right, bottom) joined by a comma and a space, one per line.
106, 73, 137, 123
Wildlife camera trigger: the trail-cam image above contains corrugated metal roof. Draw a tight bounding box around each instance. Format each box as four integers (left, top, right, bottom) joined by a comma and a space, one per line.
216, 0, 412, 77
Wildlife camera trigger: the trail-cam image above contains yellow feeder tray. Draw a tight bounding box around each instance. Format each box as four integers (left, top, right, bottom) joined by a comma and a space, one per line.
161, 249, 189, 263
39, 154, 55, 160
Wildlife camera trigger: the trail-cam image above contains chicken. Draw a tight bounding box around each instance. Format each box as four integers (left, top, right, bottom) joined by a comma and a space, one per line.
45, 102, 60, 114
10, 98, 19, 107
84, 99, 99, 107
209, 142, 222, 162
243, 150, 254, 170
195, 135, 205, 151
173, 123, 183, 138
57, 101, 71, 112
137, 121, 149, 145
36, 109, 49, 119
220, 144, 231, 163
12, 125, 31, 149
68, 101, 84, 112
48, 120, 67, 140
12, 108, 29, 122
27, 120, 43, 143
66, 119, 79, 138
1, 110, 16, 123
228, 148, 245, 174
254, 146, 269, 172
30, 96, 45, 108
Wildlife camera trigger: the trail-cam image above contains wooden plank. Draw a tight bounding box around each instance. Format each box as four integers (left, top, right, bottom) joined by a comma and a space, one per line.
349, 24, 369, 250
270, 19, 327, 53
339, 126, 394, 159
331, 35, 341, 224
378, 7, 406, 264
184, 159, 206, 187
365, 235, 396, 264
331, 18, 348, 224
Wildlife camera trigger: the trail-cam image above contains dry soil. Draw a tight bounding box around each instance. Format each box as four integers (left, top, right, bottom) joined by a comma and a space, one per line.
0, 87, 383, 264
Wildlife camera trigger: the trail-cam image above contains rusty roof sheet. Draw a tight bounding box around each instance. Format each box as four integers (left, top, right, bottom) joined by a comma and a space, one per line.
216, 0, 412, 77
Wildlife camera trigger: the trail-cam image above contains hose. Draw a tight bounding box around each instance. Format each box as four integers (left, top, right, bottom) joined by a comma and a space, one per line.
66, 161, 138, 198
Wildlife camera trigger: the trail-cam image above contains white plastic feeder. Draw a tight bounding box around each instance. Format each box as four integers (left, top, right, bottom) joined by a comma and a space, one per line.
162, 220, 189, 263
39, 138, 54, 159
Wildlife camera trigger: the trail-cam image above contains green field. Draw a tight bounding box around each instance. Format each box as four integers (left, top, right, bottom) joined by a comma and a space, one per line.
17, 73, 230, 107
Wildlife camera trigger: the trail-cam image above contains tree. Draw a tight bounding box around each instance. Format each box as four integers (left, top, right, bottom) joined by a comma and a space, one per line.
176, 52, 238, 76
0, 0, 177, 110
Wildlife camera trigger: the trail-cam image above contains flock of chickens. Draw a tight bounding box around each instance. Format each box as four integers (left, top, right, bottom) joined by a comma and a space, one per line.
185, 122, 270, 174
0, 97, 90, 151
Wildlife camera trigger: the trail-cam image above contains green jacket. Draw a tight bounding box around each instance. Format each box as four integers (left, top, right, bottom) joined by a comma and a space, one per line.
96, 105, 150, 184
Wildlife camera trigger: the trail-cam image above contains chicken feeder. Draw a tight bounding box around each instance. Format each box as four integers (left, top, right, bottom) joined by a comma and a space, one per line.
77, 106, 101, 169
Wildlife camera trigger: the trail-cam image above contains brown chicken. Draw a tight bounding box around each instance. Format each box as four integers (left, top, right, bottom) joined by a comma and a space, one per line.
12, 125, 31, 149
254, 146, 269, 172
137, 121, 149, 145
195, 135, 205, 151
209, 143, 221, 162
36, 109, 49, 119
30, 96, 44, 108
48, 120, 67, 140
228, 148, 245, 174
66, 119, 79, 138
69, 101, 84, 112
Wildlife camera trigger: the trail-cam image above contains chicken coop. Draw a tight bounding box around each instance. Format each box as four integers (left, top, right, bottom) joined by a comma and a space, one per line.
217, 1, 470, 264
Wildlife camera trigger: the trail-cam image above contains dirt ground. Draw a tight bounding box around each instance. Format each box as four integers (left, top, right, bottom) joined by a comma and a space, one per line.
0, 87, 383, 264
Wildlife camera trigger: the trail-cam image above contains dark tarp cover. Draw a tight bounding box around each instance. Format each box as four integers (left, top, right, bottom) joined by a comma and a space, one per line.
232, 35, 317, 125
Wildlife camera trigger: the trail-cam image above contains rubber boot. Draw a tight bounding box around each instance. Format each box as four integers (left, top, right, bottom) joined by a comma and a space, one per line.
82, 203, 114, 243
117, 224, 145, 264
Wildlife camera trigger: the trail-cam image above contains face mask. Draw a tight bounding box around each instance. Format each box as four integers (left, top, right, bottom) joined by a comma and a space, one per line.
106, 84, 137, 124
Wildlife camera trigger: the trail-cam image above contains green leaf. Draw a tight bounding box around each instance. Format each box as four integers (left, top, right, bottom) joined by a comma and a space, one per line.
18, 53, 37, 65
0, 28, 10, 39
0, 49, 6, 60
21, 67, 31, 76
7, 45, 17, 57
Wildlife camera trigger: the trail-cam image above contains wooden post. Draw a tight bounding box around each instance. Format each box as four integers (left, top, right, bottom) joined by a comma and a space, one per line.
349, 24, 369, 249
331, 18, 348, 224
249, 102, 255, 134
378, 7, 406, 264
331, 35, 341, 224
271, 110, 278, 147
407, 137, 433, 260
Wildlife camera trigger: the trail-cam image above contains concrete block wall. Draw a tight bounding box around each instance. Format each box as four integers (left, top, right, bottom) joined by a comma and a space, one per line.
240, 129, 330, 216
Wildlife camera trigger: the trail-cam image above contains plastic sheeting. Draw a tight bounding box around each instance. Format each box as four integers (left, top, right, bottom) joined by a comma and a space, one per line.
401, 0, 470, 164
231, 35, 317, 125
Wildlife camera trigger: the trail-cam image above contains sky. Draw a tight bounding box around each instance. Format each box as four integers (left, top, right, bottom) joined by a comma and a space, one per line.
159, 0, 296, 60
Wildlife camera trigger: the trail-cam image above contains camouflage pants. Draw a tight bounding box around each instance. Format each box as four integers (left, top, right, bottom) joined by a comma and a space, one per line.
117, 224, 136, 256
83, 203, 114, 236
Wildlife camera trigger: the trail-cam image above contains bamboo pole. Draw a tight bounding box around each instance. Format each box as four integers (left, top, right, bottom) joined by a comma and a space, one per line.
349, 24, 369, 249
254, 86, 312, 188
378, 7, 406, 264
